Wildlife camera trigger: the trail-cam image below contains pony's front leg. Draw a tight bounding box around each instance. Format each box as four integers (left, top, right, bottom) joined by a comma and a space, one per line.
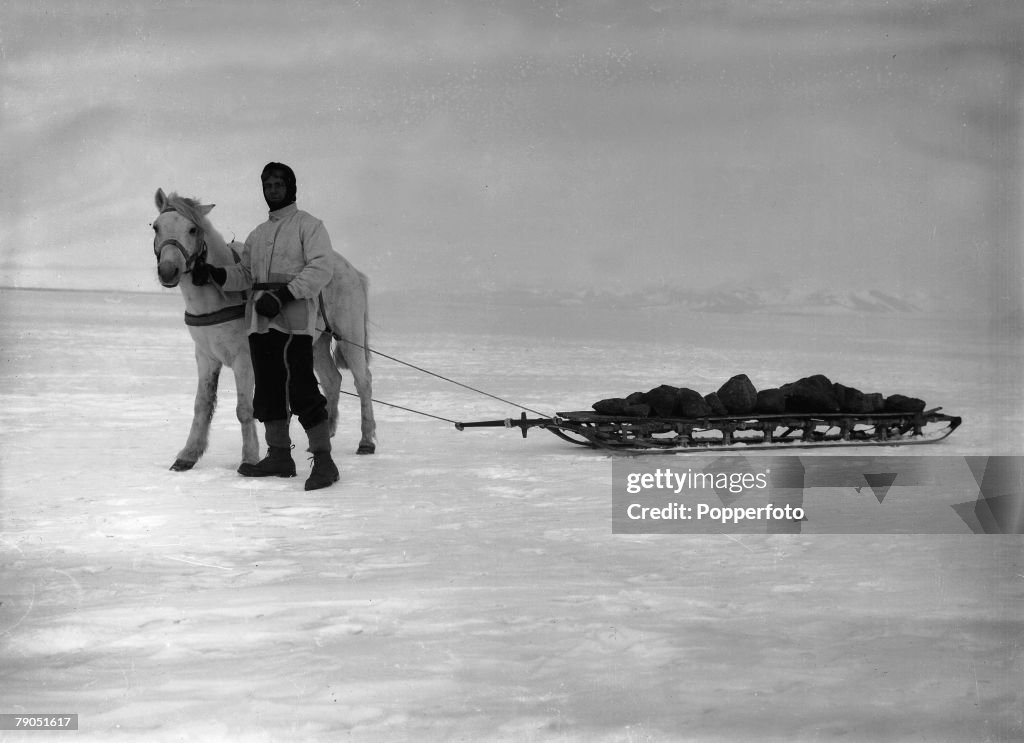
232, 355, 259, 468
171, 352, 221, 471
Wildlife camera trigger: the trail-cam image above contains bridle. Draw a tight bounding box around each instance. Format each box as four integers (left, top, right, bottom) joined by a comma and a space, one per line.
153, 206, 207, 274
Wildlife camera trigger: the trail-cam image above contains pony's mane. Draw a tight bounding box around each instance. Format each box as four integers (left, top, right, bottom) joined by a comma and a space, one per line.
163, 192, 229, 254
163, 192, 207, 226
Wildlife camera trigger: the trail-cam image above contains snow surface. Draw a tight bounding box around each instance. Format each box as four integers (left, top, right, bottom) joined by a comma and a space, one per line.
1, 288, 1021, 742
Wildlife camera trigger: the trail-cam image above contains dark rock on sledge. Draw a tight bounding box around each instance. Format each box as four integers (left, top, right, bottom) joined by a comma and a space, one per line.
593, 375, 927, 420
754, 388, 787, 414
593, 398, 628, 415
592, 398, 651, 417
677, 388, 713, 418
782, 374, 840, 413
645, 385, 681, 418
884, 394, 926, 413
704, 392, 728, 417
862, 393, 885, 413
717, 374, 758, 415
625, 391, 649, 406
631, 385, 713, 418
831, 385, 886, 414
833, 382, 868, 413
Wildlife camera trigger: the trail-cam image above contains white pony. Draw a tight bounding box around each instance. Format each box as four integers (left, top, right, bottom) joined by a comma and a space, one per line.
152, 188, 376, 471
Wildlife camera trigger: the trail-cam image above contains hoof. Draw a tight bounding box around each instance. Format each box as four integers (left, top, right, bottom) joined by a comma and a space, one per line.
356, 443, 376, 455
170, 459, 195, 471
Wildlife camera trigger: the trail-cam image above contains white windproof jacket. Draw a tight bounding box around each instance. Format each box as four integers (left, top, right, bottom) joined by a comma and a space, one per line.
221, 203, 334, 336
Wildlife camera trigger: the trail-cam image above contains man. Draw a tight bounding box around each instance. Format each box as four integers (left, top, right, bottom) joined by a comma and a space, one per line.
193, 162, 339, 491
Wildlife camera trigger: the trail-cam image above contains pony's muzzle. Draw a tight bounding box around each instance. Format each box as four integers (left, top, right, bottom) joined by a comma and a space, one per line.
158, 262, 181, 287
156, 241, 186, 287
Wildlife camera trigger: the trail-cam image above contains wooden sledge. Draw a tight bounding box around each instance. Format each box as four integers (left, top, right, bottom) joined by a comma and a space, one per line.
455, 408, 962, 454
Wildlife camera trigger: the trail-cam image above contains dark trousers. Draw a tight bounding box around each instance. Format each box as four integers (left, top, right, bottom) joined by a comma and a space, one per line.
249, 330, 328, 430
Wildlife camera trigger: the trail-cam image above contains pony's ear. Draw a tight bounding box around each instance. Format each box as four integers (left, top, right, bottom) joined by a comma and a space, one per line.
155, 188, 167, 212
200, 203, 215, 216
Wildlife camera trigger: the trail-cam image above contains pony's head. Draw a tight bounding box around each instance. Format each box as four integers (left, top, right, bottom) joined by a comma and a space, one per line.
152, 188, 215, 288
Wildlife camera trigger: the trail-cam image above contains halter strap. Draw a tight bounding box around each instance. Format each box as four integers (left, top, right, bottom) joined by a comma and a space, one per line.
155, 237, 206, 273
154, 204, 207, 273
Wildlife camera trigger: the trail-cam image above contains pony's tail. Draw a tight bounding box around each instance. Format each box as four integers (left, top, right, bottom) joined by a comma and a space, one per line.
357, 271, 371, 368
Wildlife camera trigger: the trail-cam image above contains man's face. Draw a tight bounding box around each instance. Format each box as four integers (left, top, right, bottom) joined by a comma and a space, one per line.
263, 174, 289, 210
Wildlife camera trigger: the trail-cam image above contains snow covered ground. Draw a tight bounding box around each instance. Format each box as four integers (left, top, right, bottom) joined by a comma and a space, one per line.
1, 288, 1021, 741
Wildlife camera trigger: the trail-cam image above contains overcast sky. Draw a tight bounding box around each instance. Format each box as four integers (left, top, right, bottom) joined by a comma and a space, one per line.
1, 1, 1020, 314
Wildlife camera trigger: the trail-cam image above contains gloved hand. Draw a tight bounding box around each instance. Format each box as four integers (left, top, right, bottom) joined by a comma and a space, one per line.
254, 286, 295, 318
191, 258, 226, 287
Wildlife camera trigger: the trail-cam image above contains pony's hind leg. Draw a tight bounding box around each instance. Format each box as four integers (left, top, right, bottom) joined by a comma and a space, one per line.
232, 355, 259, 467
313, 334, 342, 437
172, 353, 221, 471
336, 337, 376, 454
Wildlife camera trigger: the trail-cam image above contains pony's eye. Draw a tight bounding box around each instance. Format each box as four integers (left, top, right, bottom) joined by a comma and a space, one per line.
189, 227, 197, 235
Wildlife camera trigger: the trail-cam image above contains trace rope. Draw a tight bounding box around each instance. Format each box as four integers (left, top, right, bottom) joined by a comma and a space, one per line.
338, 389, 460, 425
337, 340, 554, 421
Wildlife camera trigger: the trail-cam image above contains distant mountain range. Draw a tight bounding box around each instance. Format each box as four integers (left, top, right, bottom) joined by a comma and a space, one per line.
607, 286, 930, 314
436, 285, 937, 315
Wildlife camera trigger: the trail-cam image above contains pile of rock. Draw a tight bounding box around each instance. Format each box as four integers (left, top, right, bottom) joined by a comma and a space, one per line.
591, 374, 926, 418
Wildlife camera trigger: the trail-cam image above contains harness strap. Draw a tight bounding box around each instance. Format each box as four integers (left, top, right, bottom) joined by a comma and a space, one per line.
184, 304, 246, 327
319, 294, 333, 336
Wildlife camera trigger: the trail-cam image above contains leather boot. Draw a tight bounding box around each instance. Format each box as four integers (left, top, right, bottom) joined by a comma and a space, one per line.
238, 419, 296, 477
304, 420, 339, 491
